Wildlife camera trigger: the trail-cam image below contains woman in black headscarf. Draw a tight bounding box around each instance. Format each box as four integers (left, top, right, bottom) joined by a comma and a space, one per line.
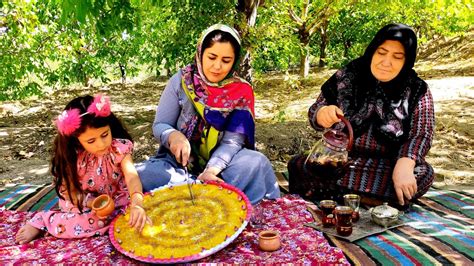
288, 23, 435, 207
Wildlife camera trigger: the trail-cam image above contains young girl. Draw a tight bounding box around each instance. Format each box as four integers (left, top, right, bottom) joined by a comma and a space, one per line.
15, 94, 150, 244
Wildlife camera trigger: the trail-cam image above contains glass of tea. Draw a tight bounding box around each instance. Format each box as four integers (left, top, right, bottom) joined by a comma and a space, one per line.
343, 194, 360, 222
335, 206, 353, 236
319, 200, 337, 227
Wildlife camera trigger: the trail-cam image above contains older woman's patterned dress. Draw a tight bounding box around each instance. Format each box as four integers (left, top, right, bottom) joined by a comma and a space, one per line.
27, 139, 133, 238
288, 90, 435, 204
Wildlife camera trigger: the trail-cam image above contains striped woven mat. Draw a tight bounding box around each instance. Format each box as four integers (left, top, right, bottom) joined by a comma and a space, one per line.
276, 173, 474, 265
0, 183, 58, 211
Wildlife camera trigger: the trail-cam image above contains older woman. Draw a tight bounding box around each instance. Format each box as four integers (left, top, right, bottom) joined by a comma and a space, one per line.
288, 23, 434, 207
136, 24, 280, 205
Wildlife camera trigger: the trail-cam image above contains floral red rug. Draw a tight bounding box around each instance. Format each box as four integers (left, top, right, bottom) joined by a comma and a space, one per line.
0, 188, 348, 264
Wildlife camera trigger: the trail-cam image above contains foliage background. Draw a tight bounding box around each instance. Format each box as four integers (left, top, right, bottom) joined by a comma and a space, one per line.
1, 0, 472, 100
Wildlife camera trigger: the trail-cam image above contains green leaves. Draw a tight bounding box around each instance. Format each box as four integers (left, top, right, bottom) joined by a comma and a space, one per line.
1, 0, 472, 100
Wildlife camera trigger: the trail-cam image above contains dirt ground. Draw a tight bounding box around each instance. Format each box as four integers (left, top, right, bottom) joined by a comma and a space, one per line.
1, 33, 473, 188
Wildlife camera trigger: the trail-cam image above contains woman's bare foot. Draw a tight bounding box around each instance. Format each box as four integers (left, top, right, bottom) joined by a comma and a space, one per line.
15, 224, 42, 244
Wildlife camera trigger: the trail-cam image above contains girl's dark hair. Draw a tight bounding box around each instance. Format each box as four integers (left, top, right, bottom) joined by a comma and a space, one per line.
51, 95, 132, 212
201, 30, 241, 69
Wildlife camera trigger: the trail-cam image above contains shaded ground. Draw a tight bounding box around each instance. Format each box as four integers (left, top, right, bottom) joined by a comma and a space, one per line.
1, 33, 473, 188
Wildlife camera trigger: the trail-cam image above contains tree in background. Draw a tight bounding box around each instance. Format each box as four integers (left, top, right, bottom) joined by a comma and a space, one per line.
235, 0, 264, 83
250, 3, 300, 73
139, 0, 235, 77
0, 0, 51, 100
1, 0, 472, 100
287, 0, 351, 77
53, 0, 142, 85
323, 1, 387, 68
0, 0, 142, 100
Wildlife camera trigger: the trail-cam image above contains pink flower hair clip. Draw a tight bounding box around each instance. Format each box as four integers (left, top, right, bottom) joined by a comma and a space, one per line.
55, 94, 112, 136
87, 94, 111, 117
55, 108, 82, 136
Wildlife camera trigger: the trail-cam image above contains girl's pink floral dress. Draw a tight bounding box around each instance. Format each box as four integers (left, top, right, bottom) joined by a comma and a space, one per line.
27, 138, 133, 238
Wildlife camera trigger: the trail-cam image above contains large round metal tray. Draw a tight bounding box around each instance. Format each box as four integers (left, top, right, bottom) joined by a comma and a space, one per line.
109, 181, 252, 263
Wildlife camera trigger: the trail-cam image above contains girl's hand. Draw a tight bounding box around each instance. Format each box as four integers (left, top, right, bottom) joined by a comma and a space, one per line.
169, 131, 191, 166
392, 157, 417, 206
121, 155, 151, 232
316, 105, 344, 128
197, 167, 224, 183
129, 205, 152, 233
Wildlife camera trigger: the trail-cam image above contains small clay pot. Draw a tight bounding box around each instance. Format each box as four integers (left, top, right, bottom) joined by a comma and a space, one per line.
258, 230, 281, 252
92, 194, 115, 219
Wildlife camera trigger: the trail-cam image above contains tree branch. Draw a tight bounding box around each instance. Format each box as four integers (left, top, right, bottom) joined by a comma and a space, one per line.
307, 0, 338, 36
302, 0, 310, 21
308, 21, 323, 36
288, 7, 303, 26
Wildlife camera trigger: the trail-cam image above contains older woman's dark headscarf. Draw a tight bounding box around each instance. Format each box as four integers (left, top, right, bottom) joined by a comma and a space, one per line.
321, 23, 427, 144
364, 23, 418, 70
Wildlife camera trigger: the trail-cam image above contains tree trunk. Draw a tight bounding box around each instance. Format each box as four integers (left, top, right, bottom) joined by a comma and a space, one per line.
300, 44, 310, 78
83, 76, 90, 87
343, 39, 351, 58
119, 63, 126, 84
75, 51, 89, 87
235, 0, 260, 83
318, 20, 328, 67
239, 51, 253, 83
297, 24, 310, 78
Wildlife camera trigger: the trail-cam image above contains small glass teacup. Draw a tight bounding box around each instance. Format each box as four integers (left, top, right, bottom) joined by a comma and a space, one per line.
319, 200, 337, 227
343, 194, 360, 222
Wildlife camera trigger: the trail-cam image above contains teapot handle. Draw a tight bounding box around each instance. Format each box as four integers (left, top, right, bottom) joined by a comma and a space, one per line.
337, 114, 353, 151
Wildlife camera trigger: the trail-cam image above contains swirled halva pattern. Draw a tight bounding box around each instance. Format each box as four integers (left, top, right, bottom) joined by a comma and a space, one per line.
109, 182, 252, 263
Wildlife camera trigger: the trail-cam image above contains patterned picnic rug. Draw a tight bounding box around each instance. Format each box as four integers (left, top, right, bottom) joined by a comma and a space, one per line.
325, 189, 474, 265
0, 183, 347, 264
277, 172, 474, 265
